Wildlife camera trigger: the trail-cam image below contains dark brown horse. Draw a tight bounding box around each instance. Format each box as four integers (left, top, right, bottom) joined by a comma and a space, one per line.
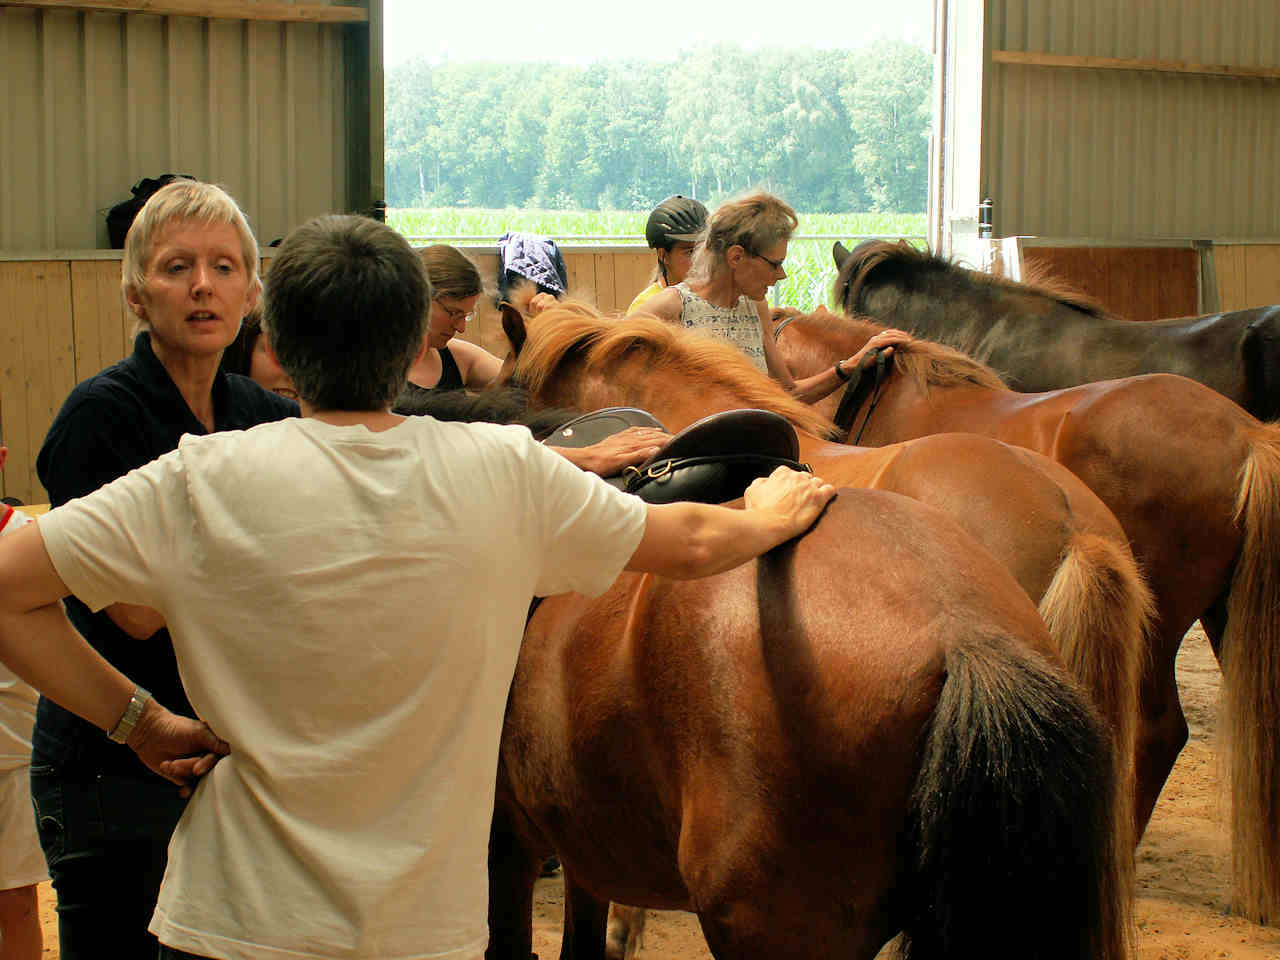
833, 239, 1280, 421
488, 491, 1128, 960
776, 307, 1280, 923
502, 304, 1149, 838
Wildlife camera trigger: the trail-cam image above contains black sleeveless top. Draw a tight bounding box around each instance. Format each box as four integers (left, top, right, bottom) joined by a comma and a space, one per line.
394, 346, 466, 414
435, 346, 464, 391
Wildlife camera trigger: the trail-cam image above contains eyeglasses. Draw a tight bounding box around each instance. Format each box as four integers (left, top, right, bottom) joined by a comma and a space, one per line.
435, 300, 473, 325
752, 251, 785, 271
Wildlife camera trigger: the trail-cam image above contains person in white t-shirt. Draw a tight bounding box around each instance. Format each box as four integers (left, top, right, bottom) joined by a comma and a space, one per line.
0, 214, 835, 960
0, 444, 47, 960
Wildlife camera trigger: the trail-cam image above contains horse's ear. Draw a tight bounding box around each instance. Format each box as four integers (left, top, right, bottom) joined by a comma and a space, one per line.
833, 242, 850, 269
500, 302, 528, 357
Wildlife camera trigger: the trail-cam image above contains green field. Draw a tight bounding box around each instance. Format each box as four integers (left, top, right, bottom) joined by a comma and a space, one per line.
388, 208, 927, 311
389, 208, 926, 241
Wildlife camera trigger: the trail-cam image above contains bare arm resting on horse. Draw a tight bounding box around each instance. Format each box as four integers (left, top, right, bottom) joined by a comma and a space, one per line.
761, 304, 915, 404
626, 466, 836, 579
0, 463, 830, 791
0, 521, 227, 794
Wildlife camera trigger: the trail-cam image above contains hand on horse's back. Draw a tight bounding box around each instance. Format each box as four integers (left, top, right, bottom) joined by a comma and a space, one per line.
744, 467, 836, 539
626, 469, 834, 579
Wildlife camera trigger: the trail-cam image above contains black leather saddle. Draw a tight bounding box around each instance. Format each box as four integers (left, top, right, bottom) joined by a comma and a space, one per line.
544, 406, 808, 505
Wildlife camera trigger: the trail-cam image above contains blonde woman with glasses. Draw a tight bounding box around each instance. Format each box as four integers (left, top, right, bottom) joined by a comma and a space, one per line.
643, 190, 910, 404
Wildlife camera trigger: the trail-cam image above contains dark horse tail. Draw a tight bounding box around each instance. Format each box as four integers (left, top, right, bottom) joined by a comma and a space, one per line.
901, 634, 1129, 960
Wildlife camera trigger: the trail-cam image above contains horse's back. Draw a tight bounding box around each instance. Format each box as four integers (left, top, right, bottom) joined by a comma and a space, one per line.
804, 433, 1088, 608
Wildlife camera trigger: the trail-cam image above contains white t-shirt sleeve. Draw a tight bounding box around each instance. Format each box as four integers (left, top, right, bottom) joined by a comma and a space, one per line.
37, 448, 190, 614
520, 434, 647, 598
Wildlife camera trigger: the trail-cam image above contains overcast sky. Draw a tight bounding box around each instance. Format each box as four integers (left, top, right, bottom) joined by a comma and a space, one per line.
383, 0, 934, 69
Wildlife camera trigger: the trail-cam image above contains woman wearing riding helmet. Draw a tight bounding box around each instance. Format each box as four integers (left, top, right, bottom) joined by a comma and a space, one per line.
643, 189, 911, 404
627, 195, 708, 314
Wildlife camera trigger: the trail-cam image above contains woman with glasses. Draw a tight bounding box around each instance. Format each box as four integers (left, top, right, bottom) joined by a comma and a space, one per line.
642, 190, 910, 404
402, 245, 502, 398
225, 245, 497, 402
400, 245, 668, 474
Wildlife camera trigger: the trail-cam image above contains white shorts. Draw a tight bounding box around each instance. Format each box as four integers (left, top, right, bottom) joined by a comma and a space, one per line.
0, 765, 47, 889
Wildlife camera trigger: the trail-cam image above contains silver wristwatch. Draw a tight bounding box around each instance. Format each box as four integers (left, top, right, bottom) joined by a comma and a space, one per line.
108, 686, 152, 744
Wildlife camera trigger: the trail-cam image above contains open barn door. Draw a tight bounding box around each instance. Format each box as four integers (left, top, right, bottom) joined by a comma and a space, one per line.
929, 0, 985, 264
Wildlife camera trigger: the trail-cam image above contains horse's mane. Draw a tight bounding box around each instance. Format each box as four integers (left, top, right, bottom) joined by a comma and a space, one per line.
834, 239, 1113, 320
514, 307, 840, 439
777, 308, 1011, 394
393, 383, 580, 441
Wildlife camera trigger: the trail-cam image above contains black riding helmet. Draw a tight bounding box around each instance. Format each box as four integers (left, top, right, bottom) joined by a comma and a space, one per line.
645, 195, 708, 250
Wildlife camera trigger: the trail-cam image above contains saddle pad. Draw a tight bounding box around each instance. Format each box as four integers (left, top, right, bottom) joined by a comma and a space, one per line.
542, 407, 667, 450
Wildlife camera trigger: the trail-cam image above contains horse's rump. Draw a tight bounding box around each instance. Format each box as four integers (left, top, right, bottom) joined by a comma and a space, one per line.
494, 490, 1126, 959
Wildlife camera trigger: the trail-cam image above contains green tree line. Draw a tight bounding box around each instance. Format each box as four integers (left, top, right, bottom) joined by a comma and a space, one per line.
385, 40, 932, 214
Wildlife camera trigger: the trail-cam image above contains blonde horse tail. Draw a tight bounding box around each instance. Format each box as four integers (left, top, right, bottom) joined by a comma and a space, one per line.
1038, 531, 1154, 871
903, 633, 1130, 960
1221, 426, 1280, 923
605, 904, 647, 960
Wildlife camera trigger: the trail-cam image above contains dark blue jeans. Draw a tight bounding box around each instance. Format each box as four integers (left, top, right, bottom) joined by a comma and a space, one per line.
29, 763, 188, 960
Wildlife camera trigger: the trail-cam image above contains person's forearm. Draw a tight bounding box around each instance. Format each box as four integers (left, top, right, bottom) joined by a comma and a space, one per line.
684, 503, 797, 577
790, 366, 846, 404
548, 446, 602, 474
0, 603, 135, 734
630, 502, 794, 580
626, 469, 835, 578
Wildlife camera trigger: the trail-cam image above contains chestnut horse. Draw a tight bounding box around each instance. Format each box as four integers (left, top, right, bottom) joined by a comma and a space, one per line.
503, 306, 1149, 838
776, 307, 1280, 923
489, 491, 1128, 960
834, 239, 1280, 422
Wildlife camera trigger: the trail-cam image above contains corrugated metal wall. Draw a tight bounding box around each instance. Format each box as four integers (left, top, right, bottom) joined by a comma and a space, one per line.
981, 0, 1280, 239
0, 5, 356, 251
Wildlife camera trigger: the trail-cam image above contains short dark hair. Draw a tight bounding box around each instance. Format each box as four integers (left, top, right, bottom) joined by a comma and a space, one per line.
219, 310, 262, 378
264, 215, 430, 412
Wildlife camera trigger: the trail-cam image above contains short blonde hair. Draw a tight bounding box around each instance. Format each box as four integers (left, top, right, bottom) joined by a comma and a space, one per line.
122, 180, 260, 325
418, 244, 483, 302
690, 190, 798, 282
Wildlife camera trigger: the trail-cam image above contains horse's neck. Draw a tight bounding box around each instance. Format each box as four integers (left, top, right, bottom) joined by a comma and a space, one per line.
867, 270, 1099, 343
785, 323, 876, 377
548, 361, 754, 434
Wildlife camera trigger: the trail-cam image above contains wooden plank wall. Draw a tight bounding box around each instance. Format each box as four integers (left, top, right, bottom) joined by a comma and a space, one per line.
1018, 247, 1201, 321
1, 260, 131, 506
1216, 245, 1280, 312
0, 248, 657, 506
